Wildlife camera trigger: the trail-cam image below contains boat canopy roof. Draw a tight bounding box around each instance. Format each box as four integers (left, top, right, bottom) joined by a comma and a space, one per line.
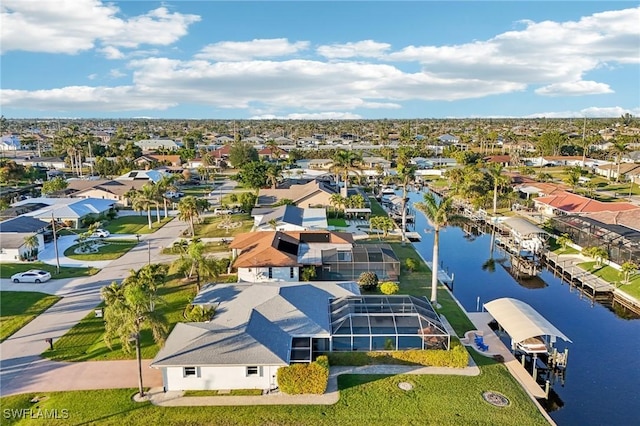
503, 217, 549, 239
484, 298, 572, 344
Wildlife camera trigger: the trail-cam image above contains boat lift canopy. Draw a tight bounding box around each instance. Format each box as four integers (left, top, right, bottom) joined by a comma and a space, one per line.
484, 298, 572, 345
502, 217, 550, 240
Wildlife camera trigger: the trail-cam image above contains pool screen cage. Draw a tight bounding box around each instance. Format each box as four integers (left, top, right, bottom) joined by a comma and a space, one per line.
329, 295, 451, 351
319, 244, 400, 281
552, 215, 640, 264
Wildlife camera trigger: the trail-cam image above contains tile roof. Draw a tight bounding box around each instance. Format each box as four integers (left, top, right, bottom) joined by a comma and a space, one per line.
585, 209, 640, 232
534, 191, 638, 214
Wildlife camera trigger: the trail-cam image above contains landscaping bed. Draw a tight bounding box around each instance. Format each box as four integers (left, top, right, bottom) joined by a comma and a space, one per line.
194, 214, 253, 238
64, 240, 137, 261
328, 344, 468, 368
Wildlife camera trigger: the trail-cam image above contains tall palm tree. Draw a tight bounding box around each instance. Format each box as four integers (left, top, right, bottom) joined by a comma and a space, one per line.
131, 185, 156, 229
329, 193, 346, 218
396, 163, 416, 244
611, 139, 629, 183
486, 163, 510, 214
101, 271, 168, 398
157, 174, 179, 218
178, 196, 200, 237
331, 150, 362, 197
265, 164, 281, 189
414, 192, 455, 305
172, 239, 224, 293
23, 234, 39, 260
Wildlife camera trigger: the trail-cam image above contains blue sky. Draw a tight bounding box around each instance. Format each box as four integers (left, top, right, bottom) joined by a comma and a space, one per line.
1, 1, 639, 119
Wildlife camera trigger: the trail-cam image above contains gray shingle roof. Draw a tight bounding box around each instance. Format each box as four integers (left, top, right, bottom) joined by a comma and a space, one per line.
151, 282, 359, 367
0, 216, 48, 233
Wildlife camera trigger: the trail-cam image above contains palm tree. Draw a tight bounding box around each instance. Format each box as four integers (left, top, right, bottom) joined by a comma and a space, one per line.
414, 192, 455, 305
396, 163, 415, 244
101, 271, 168, 398
265, 164, 281, 189
157, 174, 179, 219
610, 139, 629, 183
172, 239, 225, 293
331, 150, 362, 197
486, 163, 509, 214
178, 196, 200, 237
23, 234, 39, 261
131, 185, 156, 230
329, 193, 346, 218
268, 218, 278, 230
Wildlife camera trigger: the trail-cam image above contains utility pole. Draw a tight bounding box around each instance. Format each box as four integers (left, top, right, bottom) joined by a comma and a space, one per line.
147, 240, 151, 265
51, 211, 60, 274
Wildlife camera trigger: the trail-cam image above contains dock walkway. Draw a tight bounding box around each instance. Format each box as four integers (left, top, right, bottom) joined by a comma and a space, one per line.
426, 261, 454, 286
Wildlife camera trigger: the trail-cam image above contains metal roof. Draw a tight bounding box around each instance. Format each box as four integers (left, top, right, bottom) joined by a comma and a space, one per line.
502, 217, 549, 238
484, 298, 571, 344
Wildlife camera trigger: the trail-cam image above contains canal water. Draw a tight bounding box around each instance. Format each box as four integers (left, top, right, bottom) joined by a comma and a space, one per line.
407, 191, 640, 426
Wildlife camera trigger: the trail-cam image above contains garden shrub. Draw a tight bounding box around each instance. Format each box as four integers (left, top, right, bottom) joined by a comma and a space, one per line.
405, 258, 418, 272
328, 344, 468, 368
358, 271, 378, 291
277, 356, 329, 395
379, 281, 399, 295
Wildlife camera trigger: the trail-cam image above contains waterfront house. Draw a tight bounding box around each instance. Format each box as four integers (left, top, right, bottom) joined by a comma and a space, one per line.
257, 180, 338, 208
534, 192, 637, 217
251, 205, 328, 231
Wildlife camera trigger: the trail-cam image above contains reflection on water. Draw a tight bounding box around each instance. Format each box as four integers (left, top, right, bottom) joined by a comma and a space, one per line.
408, 190, 640, 426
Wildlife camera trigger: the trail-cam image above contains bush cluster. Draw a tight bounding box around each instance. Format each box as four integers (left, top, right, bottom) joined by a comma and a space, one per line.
277, 355, 329, 395
328, 345, 468, 368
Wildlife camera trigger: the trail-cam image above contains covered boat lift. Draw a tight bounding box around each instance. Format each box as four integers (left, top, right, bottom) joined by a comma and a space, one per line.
501, 217, 550, 253
484, 298, 571, 354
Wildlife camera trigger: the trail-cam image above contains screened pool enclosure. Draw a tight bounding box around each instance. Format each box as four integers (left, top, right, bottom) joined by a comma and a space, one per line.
329, 295, 451, 351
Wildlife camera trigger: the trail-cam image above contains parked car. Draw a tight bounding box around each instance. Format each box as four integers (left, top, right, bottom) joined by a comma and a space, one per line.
164, 191, 185, 198
11, 269, 52, 283
90, 229, 110, 238
213, 208, 232, 215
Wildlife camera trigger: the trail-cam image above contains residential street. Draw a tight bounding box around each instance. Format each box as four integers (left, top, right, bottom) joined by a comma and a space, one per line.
0, 217, 186, 396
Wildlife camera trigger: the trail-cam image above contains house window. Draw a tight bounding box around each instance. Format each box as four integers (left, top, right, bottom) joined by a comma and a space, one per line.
290, 267, 295, 278
246, 366, 259, 376
268, 267, 273, 279
184, 367, 197, 377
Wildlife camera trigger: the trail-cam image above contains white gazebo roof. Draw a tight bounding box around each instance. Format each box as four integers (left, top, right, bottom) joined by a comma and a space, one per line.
484, 298, 571, 344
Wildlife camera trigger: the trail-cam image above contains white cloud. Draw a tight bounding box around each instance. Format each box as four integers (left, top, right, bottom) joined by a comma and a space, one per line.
535, 81, 614, 96
98, 46, 125, 60
87, 74, 98, 80
317, 40, 391, 59
109, 69, 125, 79
0, 0, 200, 55
195, 39, 310, 61
250, 112, 363, 120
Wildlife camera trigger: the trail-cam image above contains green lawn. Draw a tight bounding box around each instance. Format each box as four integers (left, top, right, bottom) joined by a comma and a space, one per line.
194, 214, 254, 238
578, 261, 640, 299
328, 218, 348, 227
104, 216, 172, 235
42, 269, 195, 362
0, 262, 99, 279
0, 367, 547, 425
64, 240, 137, 261
600, 182, 640, 196
368, 197, 388, 217
0, 291, 61, 342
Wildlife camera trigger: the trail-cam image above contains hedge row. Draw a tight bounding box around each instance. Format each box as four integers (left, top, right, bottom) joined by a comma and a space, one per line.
327, 344, 468, 368
277, 355, 330, 395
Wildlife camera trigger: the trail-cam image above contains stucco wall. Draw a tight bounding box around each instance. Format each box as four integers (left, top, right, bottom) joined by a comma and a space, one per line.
238, 266, 298, 282
162, 365, 281, 391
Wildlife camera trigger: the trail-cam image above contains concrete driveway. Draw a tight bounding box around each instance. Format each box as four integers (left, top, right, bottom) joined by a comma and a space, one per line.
0, 217, 187, 396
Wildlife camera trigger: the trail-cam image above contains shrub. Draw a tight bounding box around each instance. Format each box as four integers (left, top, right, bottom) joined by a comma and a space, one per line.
328, 344, 468, 368
358, 271, 378, 291
405, 258, 418, 272
300, 266, 316, 281
277, 356, 329, 395
379, 281, 399, 295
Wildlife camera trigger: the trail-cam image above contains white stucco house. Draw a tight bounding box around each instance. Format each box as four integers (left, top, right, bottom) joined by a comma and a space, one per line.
0, 216, 48, 262
11, 197, 116, 229
150, 281, 451, 392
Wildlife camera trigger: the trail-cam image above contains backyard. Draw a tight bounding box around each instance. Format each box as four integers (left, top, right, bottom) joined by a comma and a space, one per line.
578, 261, 640, 299
0, 291, 61, 342
0, 262, 99, 279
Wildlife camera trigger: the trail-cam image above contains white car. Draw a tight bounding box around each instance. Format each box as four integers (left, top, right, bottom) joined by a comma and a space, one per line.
90, 229, 110, 238
213, 208, 232, 215
11, 269, 52, 283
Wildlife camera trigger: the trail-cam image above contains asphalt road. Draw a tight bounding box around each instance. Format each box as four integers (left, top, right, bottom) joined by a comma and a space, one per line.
0, 217, 187, 396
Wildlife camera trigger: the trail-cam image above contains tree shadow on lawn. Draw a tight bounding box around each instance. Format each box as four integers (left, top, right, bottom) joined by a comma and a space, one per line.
338, 374, 393, 391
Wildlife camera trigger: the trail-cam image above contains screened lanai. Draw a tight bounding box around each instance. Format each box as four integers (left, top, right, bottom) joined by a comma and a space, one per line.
329, 295, 451, 351
552, 215, 640, 264
319, 244, 400, 281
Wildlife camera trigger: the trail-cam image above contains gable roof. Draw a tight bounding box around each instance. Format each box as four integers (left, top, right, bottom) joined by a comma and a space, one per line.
151, 281, 360, 367
257, 180, 337, 206
0, 216, 48, 233
534, 191, 638, 214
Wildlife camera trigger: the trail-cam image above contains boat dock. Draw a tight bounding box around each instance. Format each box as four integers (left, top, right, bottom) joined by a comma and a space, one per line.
426, 261, 454, 289
467, 312, 547, 399
543, 253, 614, 297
